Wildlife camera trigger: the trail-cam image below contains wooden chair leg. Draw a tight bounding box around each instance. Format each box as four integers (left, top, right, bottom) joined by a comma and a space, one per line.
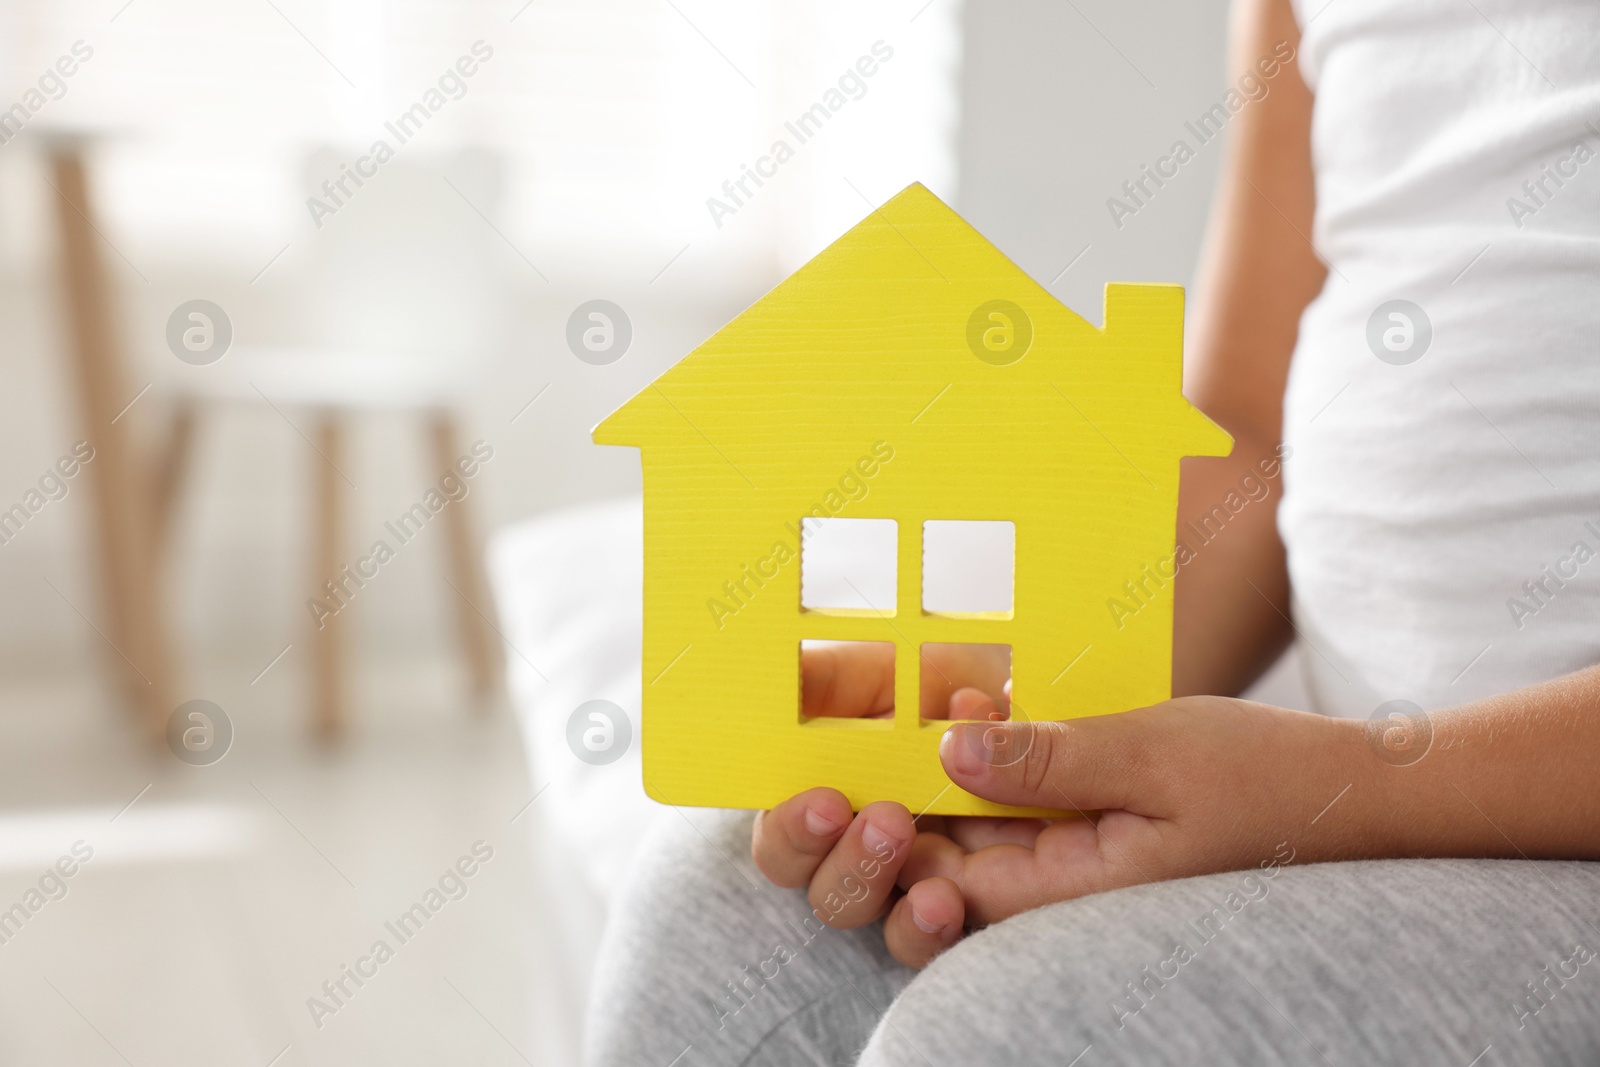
311, 416, 347, 740
50, 149, 178, 741
152, 400, 196, 555
429, 414, 501, 705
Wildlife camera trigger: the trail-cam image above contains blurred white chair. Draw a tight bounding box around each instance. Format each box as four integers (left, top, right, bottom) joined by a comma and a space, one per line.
214, 148, 511, 737
50, 143, 509, 740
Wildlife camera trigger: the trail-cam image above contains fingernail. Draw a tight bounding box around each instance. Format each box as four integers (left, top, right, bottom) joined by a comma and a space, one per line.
803, 806, 843, 837
941, 724, 986, 778
859, 819, 897, 858
910, 902, 943, 935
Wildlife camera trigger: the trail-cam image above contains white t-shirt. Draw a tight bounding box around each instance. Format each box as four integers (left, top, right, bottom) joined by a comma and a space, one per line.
1280, 0, 1600, 717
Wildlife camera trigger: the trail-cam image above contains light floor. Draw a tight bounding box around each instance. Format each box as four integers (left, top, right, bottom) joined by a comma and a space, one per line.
0, 641, 1312, 1067
0, 653, 567, 1067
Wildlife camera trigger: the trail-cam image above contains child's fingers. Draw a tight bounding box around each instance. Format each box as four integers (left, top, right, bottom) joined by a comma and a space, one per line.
801, 642, 895, 718
956, 816, 1141, 926
939, 713, 1167, 815
918, 645, 1011, 718
883, 877, 965, 968
899, 813, 1165, 927
806, 802, 915, 929
894, 826, 965, 890
751, 787, 853, 887
942, 685, 1007, 723
945, 815, 1050, 852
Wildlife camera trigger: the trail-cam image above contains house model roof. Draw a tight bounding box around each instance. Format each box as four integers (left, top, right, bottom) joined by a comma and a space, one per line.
594, 181, 1230, 470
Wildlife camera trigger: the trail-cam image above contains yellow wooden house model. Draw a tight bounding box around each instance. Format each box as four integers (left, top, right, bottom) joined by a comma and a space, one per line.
594, 183, 1231, 817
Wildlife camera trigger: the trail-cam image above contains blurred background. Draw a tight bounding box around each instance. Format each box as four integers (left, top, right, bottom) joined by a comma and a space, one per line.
0, 0, 1307, 1062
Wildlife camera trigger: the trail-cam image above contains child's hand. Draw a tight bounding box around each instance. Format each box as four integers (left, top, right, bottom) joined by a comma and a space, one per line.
754, 652, 1374, 968
752, 639, 1017, 940
883, 698, 1372, 965
752, 641, 1049, 953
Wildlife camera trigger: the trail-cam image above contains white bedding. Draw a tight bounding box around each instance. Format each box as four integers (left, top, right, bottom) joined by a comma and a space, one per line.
488, 496, 658, 1065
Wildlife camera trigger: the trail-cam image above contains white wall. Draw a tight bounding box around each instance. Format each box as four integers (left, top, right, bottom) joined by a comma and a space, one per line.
957, 0, 1232, 323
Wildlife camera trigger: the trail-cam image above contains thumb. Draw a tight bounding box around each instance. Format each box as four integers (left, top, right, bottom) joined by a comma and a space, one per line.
938, 714, 1164, 814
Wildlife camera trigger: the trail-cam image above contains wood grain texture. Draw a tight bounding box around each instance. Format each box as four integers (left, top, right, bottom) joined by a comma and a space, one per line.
311, 416, 346, 742
51, 150, 178, 741
595, 183, 1232, 816
430, 414, 502, 703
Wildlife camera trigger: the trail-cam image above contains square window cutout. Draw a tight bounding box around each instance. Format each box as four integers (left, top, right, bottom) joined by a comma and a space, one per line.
922, 520, 1015, 615
799, 640, 895, 726
919, 643, 1011, 724
800, 517, 897, 613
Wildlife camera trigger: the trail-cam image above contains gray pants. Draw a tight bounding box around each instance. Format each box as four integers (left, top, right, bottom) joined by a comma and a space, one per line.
586, 810, 1600, 1066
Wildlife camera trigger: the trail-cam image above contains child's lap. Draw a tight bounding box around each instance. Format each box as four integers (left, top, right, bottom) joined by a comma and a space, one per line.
589, 809, 1600, 1066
